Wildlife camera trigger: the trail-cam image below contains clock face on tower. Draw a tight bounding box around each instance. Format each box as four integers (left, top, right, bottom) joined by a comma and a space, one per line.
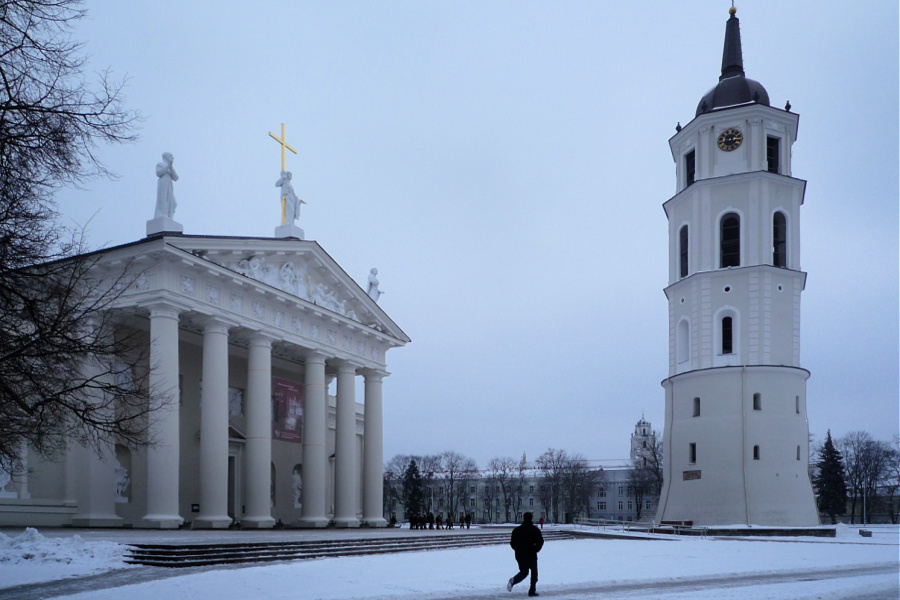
717, 128, 743, 151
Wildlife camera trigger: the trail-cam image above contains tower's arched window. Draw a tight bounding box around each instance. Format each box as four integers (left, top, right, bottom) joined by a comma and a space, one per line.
720, 213, 740, 268
677, 319, 690, 364
721, 316, 734, 354
753, 445, 760, 460
693, 397, 701, 417
679, 225, 689, 278
773, 212, 787, 268
685, 150, 696, 187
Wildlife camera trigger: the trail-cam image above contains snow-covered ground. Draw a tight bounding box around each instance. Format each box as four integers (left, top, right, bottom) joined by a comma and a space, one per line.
1, 524, 897, 599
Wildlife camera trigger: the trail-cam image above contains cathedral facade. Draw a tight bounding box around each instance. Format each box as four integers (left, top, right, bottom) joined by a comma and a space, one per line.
0, 229, 408, 528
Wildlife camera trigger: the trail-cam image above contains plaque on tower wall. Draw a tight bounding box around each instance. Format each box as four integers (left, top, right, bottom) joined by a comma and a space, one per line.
272, 377, 303, 443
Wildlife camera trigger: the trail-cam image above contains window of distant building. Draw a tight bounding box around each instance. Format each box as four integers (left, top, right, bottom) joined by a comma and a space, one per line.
599, 501, 606, 511
598, 487, 606, 498
618, 501, 624, 510
529, 498, 534, 507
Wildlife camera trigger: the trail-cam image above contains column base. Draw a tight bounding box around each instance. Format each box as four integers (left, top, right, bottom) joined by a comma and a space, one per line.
193, 516, 232, 529
332, 517, 360, 528
70, 516, 123, 528
241, 516, 276, 529
361, 518, 388, 528
292, 517, 330, 528
140, 514, 184, 529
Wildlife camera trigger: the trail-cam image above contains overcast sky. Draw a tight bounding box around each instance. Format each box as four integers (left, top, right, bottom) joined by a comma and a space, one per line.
58, 1, 898, 466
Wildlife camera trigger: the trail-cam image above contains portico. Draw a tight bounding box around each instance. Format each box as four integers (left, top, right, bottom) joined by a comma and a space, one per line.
0, 232, 408, 529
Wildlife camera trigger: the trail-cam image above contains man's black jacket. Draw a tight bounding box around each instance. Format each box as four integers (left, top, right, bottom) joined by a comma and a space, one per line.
510, 522, 544, 557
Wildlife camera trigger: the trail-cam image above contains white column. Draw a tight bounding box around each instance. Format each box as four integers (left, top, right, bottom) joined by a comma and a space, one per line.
242, 334, 275, 528
295, 352, 329, 527
141, 306, 183, 528
333, 361, 360, 527
362, 370, 387, 527
194, 319, 232, 528
71, 320, 122, 527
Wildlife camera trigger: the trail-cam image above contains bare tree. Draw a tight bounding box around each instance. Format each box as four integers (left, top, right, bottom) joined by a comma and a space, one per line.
509, 452, 528, 522
838, 432, 895, 524
487, 456, 518, 522
0, 0, 145, 468
536, 448, 568, 522
384, 454, 412, 518
437, 450, 477, 520
560, 453, 599, 522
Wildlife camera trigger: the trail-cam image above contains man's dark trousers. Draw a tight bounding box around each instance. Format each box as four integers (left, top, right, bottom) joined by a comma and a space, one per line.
511, 552, 537, 591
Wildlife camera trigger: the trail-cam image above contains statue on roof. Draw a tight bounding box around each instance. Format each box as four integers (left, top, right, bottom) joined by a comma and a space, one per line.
367, 268, 384, 302
275, 171, 304, 224
154, 152, 178, 219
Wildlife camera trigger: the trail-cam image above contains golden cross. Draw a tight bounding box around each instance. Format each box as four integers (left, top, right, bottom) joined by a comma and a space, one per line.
268, 123, 298, 172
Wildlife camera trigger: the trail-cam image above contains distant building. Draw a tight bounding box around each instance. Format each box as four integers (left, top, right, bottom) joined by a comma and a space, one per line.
387, 417, 660, 524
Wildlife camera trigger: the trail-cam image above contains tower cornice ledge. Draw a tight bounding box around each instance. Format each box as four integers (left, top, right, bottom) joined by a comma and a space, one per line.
663, 265, 807, 299
669, 102, 800, 158
660, 364, 811, 388
663, 170, 807, 217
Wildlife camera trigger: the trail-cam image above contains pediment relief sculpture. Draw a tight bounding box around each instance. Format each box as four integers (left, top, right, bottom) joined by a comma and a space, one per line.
227, 254, 359, 322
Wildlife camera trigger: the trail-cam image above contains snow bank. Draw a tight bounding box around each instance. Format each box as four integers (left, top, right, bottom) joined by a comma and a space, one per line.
0, 528, 132, 588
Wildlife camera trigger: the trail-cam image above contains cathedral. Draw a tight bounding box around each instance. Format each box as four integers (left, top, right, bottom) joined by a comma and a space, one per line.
655, 8, 819, 526
0, 154, 409, 529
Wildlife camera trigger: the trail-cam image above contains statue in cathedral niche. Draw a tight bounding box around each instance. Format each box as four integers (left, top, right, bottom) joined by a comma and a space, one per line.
154, 152, 178, 219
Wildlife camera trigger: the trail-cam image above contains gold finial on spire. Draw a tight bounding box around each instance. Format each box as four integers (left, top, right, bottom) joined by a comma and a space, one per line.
729, 3, 737, 17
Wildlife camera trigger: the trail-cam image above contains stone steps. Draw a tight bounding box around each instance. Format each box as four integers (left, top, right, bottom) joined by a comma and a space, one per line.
125, 530, 574, 568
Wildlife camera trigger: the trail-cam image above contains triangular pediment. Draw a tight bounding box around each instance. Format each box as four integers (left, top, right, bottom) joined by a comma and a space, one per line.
144, 235, 408, 343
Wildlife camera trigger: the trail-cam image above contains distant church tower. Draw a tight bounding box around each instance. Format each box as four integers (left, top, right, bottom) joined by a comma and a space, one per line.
630, 416, 656, 467
656, 8, 819, 526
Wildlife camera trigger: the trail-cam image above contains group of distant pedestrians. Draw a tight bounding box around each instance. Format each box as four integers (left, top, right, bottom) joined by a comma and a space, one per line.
405, 512, 473, 530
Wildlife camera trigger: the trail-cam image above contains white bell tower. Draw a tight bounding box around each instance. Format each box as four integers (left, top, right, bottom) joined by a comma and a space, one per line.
656, 7, 819, 527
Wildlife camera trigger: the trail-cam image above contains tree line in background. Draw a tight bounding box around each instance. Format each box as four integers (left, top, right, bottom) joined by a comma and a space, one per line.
385, 426, 900, 526
384, 441, 665, 524
813, 430, 900, 525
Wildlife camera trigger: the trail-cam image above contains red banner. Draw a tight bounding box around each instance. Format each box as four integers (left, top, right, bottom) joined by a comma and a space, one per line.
272, 377, 303, 443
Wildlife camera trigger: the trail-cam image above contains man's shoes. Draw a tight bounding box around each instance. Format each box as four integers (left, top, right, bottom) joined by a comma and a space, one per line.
507, 578, 514, 592
528, 591, 539, 597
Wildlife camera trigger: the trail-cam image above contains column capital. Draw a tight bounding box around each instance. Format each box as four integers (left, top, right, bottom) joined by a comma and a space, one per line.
360, 368, 389, 382
199, 316, 233, 335
302, 350, 327, 365
147, 303, 181, 321
247, 332, 274, 349
330, 358, 360, 374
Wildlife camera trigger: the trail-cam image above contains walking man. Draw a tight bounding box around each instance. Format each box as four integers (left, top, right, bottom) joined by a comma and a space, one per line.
506, 512, 544, 596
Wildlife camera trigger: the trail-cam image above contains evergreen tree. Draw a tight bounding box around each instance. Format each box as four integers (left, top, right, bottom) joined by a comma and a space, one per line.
814, 430, 848, 524
401, 459, 425, 519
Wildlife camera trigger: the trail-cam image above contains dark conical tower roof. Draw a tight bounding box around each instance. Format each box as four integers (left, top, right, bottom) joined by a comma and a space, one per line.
696, 7, 769, 117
